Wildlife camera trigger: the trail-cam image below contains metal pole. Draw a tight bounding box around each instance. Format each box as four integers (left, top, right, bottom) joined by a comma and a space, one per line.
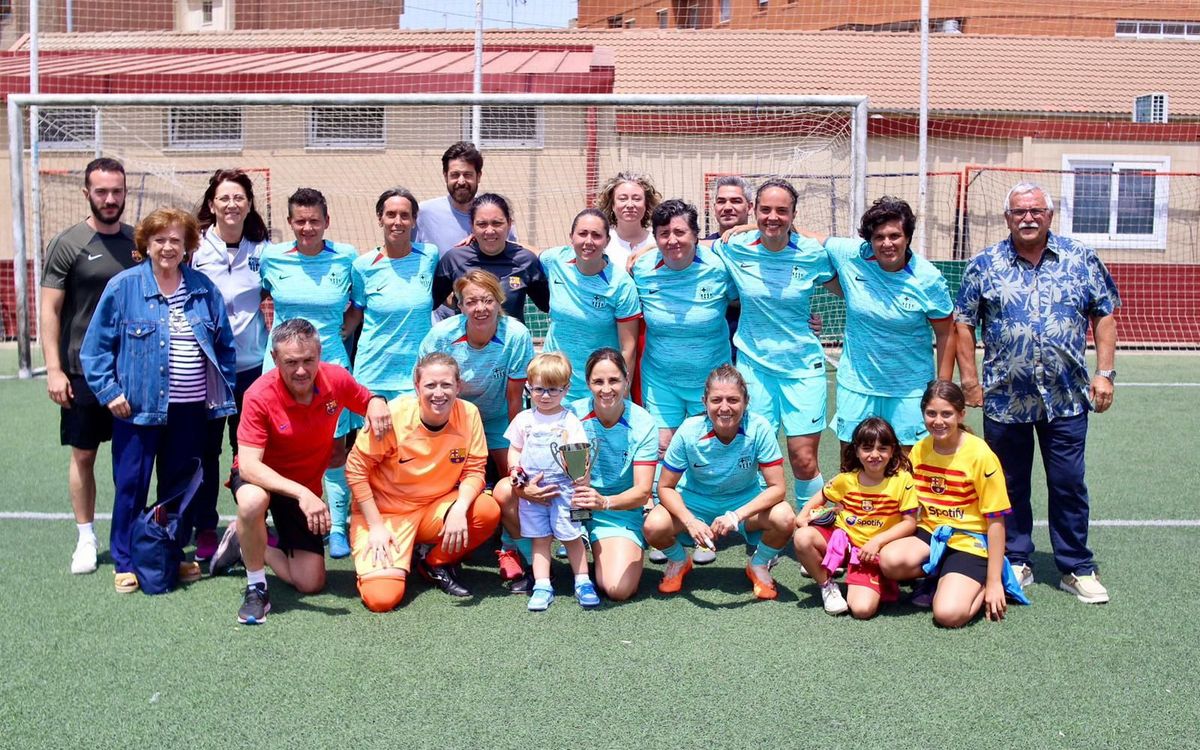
472, 0, 483, 145
29, 0, 44, 348
10, 99, 32, 379
66, 0, 74, 32
918, 0, 930, 254
93, 105, 101, 158
11, 93, 871, 108
851, 99, 868, 224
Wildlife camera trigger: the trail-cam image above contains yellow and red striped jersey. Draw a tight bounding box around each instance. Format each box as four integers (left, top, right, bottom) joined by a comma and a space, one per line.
823, 470, 918, 548
910, 432, 1011, 557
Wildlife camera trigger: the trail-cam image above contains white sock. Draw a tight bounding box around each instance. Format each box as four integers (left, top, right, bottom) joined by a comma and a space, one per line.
575, 573, 591, 585
76, 522, 96, 543
535, 578, 551, 588
246, 568, 267, 588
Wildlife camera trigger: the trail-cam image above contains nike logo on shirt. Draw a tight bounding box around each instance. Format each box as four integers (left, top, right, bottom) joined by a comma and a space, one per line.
87, 253, 103, 261
985, 469, 997, 478
397, 457, 415, 464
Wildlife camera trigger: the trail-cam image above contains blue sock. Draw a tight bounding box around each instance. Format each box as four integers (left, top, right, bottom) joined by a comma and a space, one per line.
793, 473, 825, 507
751, 542, 785, 567
500, 528, 516, 551
661, 541, 688, 563
323, 466, 349, 536
515, 536, 534, 565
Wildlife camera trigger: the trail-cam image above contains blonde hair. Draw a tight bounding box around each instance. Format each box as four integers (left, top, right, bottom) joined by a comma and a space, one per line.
526, 352, 572, 389
133, 207, 201, 263
596, 171, 662, 229
453, 269, 506, 312
414, 351, 461, 383
704, 363, 749, 402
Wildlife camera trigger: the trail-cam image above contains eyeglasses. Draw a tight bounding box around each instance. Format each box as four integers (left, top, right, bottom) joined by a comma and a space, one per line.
1006, 208, 1049, 219
526, 386, 565, 397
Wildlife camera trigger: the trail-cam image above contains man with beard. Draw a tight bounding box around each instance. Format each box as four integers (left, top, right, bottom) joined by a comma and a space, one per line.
40, 157, 136, 574
415, 141, 516, 256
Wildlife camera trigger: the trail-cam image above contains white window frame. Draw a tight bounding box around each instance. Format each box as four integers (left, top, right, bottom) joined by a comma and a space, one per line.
165, 107, 243, 151
1115, 19, 1200, 40
657, 8, 668, 28
35, 107, 97, 151
719, 0, 732, 24
1060, 155, 1170, 250
463, 106, 544, 149
307, 106, 385, 150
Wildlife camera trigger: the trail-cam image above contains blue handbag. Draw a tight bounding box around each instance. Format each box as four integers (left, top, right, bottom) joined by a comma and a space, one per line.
130, 459, 203, 595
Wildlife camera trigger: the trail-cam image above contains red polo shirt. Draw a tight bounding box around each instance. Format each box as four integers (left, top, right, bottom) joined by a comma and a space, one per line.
238, 363, 372, 496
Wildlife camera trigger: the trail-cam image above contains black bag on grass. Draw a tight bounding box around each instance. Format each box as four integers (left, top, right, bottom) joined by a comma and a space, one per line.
130, 459, 203, 595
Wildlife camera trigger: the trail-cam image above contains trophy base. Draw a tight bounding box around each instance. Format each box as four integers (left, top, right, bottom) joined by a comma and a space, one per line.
570, 509, 593, 522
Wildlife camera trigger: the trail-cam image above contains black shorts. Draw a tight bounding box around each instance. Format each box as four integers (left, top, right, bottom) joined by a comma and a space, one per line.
917, 528, 988, 585
229, 467, 325, 557
59, 374, 113, 450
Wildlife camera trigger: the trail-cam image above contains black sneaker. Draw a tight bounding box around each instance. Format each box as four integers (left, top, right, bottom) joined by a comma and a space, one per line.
508, 571, 535, 595
209, 521, 242, 577
237, 583, 270, 624
417, 558, 471, 597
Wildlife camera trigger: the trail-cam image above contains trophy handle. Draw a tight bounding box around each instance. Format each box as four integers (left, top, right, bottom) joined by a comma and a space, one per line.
582, 438, 600, 481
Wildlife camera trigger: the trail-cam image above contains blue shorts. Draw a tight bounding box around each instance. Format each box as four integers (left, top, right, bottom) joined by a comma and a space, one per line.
737, 359, 827, 437
585, 508, 646, 548
483, 414, 510, 451
674, 486, 763, 548
832, 385, 927, 445
641, 366, 705, 430
336, 408, 358, 439
519, 491, 583, 542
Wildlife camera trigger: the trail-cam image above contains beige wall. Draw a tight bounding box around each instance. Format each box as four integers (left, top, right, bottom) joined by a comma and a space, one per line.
3, 108, 1197, 269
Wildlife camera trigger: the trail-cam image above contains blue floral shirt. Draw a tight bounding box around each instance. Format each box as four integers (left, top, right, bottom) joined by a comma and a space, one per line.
955, 231, 1120, 424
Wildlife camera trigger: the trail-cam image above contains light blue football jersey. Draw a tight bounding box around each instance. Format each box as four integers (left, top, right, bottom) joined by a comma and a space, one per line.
716, 230, 834, 378
826, 237, 953, 397
541, 245, 641, 400
259, 239, 356, 368
662, 412, 783, 500
631, 244, 735, 389
350, 243, 439, 393
418, 314, 534, 425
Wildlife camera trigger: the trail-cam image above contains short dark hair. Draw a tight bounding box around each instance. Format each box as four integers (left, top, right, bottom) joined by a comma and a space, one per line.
441, 141, 483, 174
84, 157, 125, 189
270, 318, 320, 353
375, 187, 420, 223
755, 177, 798, 212
650, 199, 700, 236
287, 187, 328, 219
469, 192, 513, 224
584, 346, 627, 382
196, 168, 268, 243
858, 195, 916, 243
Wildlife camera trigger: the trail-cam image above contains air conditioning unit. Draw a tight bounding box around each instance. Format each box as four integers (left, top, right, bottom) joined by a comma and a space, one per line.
1133, 93, 1168, 123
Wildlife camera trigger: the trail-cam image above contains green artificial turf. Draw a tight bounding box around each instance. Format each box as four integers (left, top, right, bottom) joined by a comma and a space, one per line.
1, 353, 1197, 748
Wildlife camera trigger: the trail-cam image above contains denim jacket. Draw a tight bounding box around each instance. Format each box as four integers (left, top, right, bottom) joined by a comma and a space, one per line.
81, 261, 237, 426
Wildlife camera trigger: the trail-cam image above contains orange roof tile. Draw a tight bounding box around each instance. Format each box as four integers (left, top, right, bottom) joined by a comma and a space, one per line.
12, 28, 1200, 116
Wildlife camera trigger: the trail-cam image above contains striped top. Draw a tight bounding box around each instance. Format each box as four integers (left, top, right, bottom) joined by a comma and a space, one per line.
166, 280, 206, 403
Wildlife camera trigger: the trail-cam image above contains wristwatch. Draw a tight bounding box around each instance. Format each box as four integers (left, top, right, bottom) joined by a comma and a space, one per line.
1096, 369, 1116, 382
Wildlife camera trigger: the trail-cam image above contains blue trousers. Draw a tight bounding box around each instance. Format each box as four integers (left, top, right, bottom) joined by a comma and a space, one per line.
195, 366, 261, 532
984, 412, 1095, 575
110, 402, 209, 573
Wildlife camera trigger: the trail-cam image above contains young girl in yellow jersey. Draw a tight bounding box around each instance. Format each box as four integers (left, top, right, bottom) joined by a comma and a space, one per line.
879, 380, 1022, 627
794, 417, 917, 618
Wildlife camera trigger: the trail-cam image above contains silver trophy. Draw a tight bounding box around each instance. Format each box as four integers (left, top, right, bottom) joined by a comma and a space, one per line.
550, 439, 599, 521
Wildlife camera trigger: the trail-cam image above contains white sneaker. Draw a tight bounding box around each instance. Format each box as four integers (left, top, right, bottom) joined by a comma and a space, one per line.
693, 546, 717, 565
1059, 572, 1110, 604
820, 580, 848, 615
648, 548, 668, 564
1011, 563, 1034, 589
71, 538, 98, 575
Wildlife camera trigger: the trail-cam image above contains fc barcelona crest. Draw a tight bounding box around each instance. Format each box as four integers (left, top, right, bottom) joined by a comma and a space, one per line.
449, 448, 465, 464
508, 275, 522, 290
325, 400, 338, 415
930, 475, 947, 494
861, 499, 875, 513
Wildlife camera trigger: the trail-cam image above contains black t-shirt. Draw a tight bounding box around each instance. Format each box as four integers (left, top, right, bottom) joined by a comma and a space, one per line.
40, 220, 136, 374
432, 241, 549, 323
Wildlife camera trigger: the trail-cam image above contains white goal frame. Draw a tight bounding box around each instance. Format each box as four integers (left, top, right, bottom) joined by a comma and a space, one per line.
7, 92, 869, 378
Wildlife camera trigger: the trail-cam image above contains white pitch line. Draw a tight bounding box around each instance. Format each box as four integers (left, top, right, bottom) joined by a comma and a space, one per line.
1120, 383, 1200, 387
1, 512, 1198, 527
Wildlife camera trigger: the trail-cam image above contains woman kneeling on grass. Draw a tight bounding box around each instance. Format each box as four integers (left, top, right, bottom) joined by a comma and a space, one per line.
878, 380, 1028, 627
343, 352, 501, 611
643, 364, 794, 600
794, 417, 918, 619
